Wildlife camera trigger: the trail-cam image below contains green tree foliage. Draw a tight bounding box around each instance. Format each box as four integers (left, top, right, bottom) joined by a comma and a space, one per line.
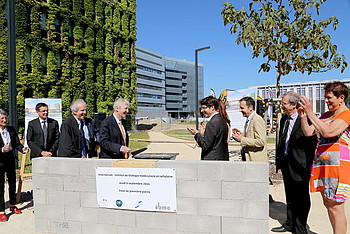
221, 0, 347, 98
0, 0, 137, 130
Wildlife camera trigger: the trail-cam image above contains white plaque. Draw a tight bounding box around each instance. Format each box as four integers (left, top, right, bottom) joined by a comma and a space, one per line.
96, 167, 177, 212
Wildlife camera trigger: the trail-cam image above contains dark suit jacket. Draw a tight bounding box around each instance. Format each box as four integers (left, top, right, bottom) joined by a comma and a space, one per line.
194, 113, 229, 160
99, 115, 129, 159
27, 117, 59, 159
0, 126, 24, 165
58, 116, 96, 158
276, 115, 317, 181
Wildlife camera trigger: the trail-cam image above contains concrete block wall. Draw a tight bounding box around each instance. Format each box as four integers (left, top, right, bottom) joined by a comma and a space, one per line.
33, 158, 269, 234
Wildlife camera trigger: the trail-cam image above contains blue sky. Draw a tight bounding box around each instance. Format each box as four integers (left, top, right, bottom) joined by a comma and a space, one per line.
136, 0, 350, 96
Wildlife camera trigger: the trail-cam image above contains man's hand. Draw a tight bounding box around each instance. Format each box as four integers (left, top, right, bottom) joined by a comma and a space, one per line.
41, 151, 52, 157
187, 127, 199, 135
232, 128, 242, 142
121, 146, 132, 154
22, 146, 29, 154
2, 143, 11, 152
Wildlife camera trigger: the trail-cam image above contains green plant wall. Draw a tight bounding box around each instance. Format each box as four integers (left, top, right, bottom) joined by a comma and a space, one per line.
0, 0, 137, 131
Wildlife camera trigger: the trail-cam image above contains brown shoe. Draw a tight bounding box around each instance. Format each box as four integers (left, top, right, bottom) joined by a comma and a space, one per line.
10, 206, 22, 214
0, 213, 8, 222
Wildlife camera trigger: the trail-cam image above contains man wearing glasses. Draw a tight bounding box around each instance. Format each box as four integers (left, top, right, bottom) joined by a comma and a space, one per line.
187, 96, 229, 160
27, 102, 60, 159
272, 91, 316, 233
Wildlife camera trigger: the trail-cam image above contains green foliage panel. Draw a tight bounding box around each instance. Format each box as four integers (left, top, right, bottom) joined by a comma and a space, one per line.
0, 0, 137, 132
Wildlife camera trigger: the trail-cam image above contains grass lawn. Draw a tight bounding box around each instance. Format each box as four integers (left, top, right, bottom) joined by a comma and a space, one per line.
162, 129, 194, 141
129, 131, 150, 150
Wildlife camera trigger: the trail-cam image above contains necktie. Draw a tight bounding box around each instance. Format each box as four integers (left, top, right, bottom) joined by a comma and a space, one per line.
80, 121, 87, 158
118, 122, 128, 158
243, 119, 249, 137
280, 116, 291, 154
42, 121, 48, 149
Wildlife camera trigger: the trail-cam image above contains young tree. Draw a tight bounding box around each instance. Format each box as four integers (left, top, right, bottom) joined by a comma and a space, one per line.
221, 0, 347, 98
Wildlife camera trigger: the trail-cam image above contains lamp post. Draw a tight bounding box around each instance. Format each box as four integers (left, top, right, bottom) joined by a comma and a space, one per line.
7, 0, 17, 130
195, 46, 210, 130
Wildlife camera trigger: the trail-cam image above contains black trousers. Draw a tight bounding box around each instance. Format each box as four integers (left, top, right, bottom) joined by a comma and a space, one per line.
0, 152, 17, 212
281, 168, 310, 234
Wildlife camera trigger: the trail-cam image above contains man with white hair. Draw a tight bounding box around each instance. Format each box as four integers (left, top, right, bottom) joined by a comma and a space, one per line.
58, 99, 96, 158
100, 98, 131, 159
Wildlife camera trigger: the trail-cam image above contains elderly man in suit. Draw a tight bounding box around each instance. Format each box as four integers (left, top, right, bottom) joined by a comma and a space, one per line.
27, 102, 59, 159
271, 91, 317, 233
232, 96, 268, 162
187, 96, 229, 160
100, 98, 131, 159
58, 99, 96, 158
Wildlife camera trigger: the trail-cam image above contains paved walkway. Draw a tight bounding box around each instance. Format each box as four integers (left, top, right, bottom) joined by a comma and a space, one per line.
2, 131, 349, 233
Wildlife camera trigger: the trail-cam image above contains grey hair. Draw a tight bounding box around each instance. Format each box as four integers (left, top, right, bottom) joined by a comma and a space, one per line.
0, 109, 7, 115
284, 91, 301, 108
113, 98, 129, 111
70, 99, 86, 112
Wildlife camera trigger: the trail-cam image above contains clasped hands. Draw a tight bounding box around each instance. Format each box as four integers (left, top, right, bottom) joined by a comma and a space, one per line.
297, 96, 313, 118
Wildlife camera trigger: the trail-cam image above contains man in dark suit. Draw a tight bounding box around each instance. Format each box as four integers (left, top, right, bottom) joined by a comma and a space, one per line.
272, 91, 317, 234
100, 98, 131, 159
0, 109, 28, 221
27, 102, 59, 159
58, 99, 96, 158
187, 96, 229, 160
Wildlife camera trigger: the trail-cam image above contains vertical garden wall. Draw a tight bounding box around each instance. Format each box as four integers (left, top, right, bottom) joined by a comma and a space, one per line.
0, 0, 137, 129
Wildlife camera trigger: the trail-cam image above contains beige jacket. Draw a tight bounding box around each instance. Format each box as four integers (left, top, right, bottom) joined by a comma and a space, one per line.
241, 111, 268, 162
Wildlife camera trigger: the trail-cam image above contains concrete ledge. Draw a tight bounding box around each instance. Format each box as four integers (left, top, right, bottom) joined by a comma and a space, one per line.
33, 157, 269, 233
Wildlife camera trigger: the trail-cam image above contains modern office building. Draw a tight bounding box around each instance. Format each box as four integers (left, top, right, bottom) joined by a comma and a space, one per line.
135, 45, 204, 118
165, 57, 204, 118
257, 79, 350, 115
135, 46, 166, 117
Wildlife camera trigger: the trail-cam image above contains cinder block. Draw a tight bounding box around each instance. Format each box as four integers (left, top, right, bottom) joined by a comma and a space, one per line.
135, 212, 177, 230
79, 158, 115, 176
47, 158, 80, 176
177, 197, 198, 215
98, 208, 136, 227
34, 203, 64, 220
32, 174, 64, 191
222, 182, 245, 200
243, 201, 269, 219
82, 222, 117, 234
32, 157, 49, 174
49, 219, 82, 234
222, 217, 268, 234
244, 162, 269, 183
65, 206, 98, 222
82, 222, 135, 234
177, 180, 221, 198
35, 217, 50, 233
198, 161, 245, 181
81, 192, 98, 208
156, 160, 198, 180
48, 190, 80, 207
222, 182, 268, 201
63, 176, 96, 192
33, 188, 47, 205
197, 198, 243, 218
133, 228, 185, 234
177, 214, 220, 233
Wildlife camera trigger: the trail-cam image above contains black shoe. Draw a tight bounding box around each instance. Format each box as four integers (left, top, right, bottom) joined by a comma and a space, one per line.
271, 226, 289, 232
